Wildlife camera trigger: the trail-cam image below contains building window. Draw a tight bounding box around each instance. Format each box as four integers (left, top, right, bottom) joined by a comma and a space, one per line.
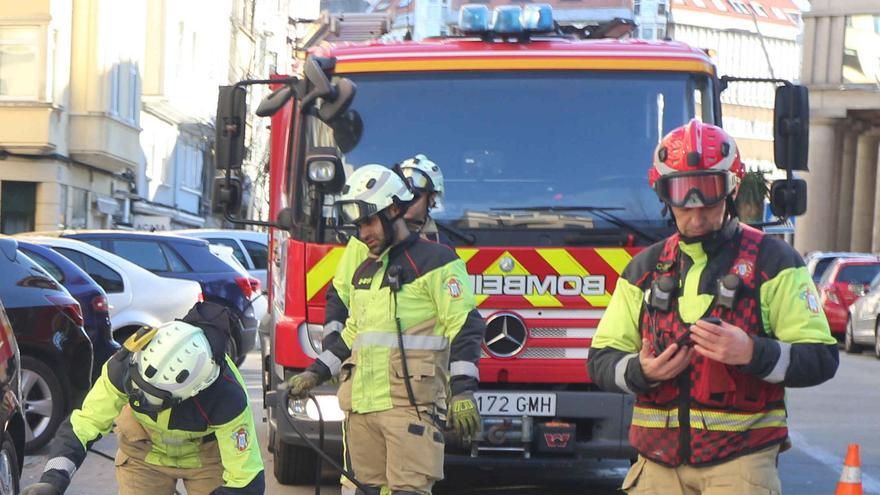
633, 0, 641, 16
0, 26, 40, 99
642, 27, 654, 39
657, 1, 667, 16
727, 0, 749, 14
0, 181, 36, 234
657, 26, 666, 40
843, 15, 880, 85
711, 0, 727, 11
750, 2, 767, 17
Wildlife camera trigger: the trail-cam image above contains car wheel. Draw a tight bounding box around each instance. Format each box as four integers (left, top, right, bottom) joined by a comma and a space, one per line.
20, 356, 66, 453
844, 318, 864, 354
875, 322, 880, 360
0, 431, 20, 495
224, 311, 246, 367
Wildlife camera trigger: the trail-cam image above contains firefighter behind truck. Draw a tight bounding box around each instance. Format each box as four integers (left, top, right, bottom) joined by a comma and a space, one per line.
212, 3, 810, 485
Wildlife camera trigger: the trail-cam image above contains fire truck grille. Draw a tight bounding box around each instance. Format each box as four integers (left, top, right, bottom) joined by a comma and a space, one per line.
519, 347, 590, 359
529, 328, 596, 339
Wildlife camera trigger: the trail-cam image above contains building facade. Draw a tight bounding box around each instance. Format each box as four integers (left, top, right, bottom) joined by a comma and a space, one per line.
0, 0, 287, 233
0, 0, 140, 233
656, 0, 804, 172
794, 0, 880, 255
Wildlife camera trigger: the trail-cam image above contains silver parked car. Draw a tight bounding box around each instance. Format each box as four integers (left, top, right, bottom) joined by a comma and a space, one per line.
846, 271, 880, 357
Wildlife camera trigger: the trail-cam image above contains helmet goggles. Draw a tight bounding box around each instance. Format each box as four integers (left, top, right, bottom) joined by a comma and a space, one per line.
394, 165, 435, 193
655, 171, 732, 208
334, 200, 379, 226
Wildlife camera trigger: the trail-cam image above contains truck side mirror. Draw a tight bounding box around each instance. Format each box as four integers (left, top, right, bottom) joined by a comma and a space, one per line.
276, 207, 296, 231
212, 177, 243, 214
318, 78, 356, 122
305, 148, 346, 193
215, 86, 247, 171
301, 57, 336, 109
256, 85, 294, 117
769, 178, 807, 217
773, 85, 809, 171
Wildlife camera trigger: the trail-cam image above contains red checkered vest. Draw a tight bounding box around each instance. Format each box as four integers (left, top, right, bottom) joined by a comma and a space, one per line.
630, 225, 787, 466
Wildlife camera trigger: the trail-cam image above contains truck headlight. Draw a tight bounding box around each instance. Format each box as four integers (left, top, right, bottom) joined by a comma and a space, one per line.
287, 395, 345, 422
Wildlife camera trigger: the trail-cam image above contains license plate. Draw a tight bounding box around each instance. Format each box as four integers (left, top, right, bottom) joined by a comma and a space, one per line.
474, 392, 556, 416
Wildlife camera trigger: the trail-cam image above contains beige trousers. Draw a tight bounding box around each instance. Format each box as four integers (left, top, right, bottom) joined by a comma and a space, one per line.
345, 408, 445, 495
623, 446, 782, 495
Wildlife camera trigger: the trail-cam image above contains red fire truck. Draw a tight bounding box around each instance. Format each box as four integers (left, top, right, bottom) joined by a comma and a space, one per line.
213, 4, 809, 485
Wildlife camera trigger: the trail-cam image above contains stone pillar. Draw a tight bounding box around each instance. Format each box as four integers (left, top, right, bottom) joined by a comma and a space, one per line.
871, 137, 880, 253
851, 131, 880, 252
795, 118, 841, 254
836, 126, 860, 250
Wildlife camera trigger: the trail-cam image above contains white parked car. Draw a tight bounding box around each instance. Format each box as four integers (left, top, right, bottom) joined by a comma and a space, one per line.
176, 229, 269, 290
21, 237, 202, 342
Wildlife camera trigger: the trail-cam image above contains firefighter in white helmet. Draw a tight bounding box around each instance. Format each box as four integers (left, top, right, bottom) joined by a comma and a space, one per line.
286, 164, 485, 495
22, 302, 264, 495
395, 154, 448, 244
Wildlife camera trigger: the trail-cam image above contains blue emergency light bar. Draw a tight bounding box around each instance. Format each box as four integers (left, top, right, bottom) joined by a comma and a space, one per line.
458, 5, 491, 33
458, 3, 554, 35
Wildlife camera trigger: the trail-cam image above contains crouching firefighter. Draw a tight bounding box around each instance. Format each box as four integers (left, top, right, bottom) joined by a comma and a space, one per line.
285, 165, 486, 495
22, 302, 265, 495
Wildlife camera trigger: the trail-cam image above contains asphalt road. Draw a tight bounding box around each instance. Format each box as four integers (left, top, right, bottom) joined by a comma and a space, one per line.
22, 348, 880, 494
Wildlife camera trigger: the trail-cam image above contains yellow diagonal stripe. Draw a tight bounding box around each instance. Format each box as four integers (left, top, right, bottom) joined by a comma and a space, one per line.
456, 248, 479, 263
306, 247, 345, 301
595, 248, 633, 275
482, 251, 562, 308
536, 249, 611, 307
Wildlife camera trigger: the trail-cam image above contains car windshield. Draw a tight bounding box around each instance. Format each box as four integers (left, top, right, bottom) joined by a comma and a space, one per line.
837, 264, 880, 285
310, 71, 711, 243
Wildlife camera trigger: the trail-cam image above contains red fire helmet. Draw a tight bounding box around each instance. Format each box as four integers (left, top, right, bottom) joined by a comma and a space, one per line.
649, 119, 744, 208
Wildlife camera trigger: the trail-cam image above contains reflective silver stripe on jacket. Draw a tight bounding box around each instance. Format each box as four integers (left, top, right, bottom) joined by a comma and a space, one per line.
44, 456, 77, 476
764, 341, 791, 384
614, 353, 638, 395
323, 320, 344, 338
352, 332, 449, 351
318, 349, 343, 376
450, 361, 480, 380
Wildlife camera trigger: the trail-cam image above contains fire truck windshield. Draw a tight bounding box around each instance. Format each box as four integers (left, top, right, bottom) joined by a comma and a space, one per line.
309, 70, 713, 243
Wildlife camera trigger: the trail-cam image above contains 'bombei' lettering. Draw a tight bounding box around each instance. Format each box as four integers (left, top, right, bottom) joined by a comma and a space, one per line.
469, 275, 606, 296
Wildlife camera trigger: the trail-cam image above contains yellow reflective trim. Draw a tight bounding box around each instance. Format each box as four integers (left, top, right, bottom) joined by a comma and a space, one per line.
595, 248, 633, 275
632, 406, 788, 432
483, 251, 562, 308
456, 248, 479, 263
306, 247, 346, 301
536, 248, 610, 306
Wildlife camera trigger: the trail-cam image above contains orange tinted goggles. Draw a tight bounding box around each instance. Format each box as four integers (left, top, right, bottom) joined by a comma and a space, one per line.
656, 173, 730, 208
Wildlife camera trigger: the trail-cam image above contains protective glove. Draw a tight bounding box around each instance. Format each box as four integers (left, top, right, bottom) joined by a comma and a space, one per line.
285, 370, 322, 400
21, 483, 62, 495
449, 392, 481, 440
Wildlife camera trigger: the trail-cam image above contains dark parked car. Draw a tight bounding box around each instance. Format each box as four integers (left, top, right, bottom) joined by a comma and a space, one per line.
17, 241, 120, 380
0, 238, 92, 453
63, 231, 257, 364
0, 299, 26, 493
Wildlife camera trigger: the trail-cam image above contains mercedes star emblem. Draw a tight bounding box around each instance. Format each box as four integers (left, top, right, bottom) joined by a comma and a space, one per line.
484, 313, 528, 358
499, 257, 515, 273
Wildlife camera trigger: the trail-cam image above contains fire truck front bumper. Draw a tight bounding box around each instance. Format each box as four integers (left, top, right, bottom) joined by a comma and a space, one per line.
270, 387, 636, 464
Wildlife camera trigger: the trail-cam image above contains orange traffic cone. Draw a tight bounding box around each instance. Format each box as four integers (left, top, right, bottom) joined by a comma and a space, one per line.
835, 443, 864, 495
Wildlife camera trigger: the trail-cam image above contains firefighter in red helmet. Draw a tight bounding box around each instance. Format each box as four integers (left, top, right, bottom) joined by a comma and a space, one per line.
589, 119, 838, 494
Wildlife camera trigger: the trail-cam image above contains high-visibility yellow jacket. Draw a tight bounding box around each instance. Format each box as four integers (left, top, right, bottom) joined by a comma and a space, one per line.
588, 220, 838, 465
37, 356, 265, 494
311, 233, 484, 414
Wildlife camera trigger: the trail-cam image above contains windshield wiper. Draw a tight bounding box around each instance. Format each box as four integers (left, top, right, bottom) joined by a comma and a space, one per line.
435, 220, 476, 245
490, 205, 662, 243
